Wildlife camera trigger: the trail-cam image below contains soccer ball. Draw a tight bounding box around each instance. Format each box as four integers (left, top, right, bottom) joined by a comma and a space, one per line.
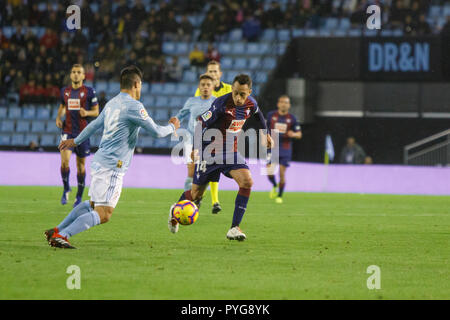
172, 200, 199, 225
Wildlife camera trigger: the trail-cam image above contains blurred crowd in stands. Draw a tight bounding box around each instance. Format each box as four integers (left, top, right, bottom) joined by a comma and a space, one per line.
0, 0, 444, 105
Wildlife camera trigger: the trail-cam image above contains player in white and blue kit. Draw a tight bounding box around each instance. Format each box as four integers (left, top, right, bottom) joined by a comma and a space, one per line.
174, 74, 215, 193
44, 66, 180, 249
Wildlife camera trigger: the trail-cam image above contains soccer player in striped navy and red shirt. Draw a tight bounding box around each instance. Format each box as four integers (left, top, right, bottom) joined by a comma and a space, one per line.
266, 95, 302, 204
55, 64, 99, 207
169, 74, 273, 241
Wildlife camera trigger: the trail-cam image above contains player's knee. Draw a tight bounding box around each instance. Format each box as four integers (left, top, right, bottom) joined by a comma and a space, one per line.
100, 212, 112, 224
241, 177, 253, 189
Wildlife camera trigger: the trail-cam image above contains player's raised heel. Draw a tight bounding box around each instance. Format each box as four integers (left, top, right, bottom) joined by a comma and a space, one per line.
168, 203, 179, 234
61, 188, 71, 205
226, 226, 246, 241
212, 202, 222, 214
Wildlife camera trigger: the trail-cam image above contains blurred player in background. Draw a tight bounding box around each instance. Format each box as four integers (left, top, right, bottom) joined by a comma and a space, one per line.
175, 74, 216, 199
55, 64, 99, 207
194, 60, 232, 214
46, 66, 180, 249
266, 95, 302, 204
170, 74, 273, 241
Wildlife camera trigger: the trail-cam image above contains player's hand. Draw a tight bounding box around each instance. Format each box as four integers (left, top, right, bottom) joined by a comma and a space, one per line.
79, 108, 88, 117
59, 138, 76, 151
56, 118, 63, 128
169, 117, 180, 130
287, 130, 295, 138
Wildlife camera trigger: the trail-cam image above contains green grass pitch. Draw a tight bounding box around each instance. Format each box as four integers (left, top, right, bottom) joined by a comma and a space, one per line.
0, 186, 448, 299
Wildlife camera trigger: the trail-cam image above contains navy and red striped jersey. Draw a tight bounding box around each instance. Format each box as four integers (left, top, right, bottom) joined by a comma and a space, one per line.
266, 110, 301, 151
60, 85, 98, 135
197, 93, 266, 155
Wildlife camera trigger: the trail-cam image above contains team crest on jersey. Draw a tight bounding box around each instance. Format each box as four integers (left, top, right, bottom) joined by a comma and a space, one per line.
201, 111, 212, 121
227, 119, 246, 133
246, 108, 251, 116
140, 108, 149, 120
80, 92, 85, 98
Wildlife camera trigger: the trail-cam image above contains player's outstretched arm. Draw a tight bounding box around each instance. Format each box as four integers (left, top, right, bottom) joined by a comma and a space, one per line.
132, 105, 177, 138
73, 111, 106, 146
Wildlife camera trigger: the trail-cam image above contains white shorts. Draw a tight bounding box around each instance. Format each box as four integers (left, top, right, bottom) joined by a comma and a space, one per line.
88, 162, 124, 208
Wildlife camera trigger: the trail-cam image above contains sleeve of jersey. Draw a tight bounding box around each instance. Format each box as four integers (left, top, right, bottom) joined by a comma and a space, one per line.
292, 115, 301, 132
74, 110, 105, 145
175, 99, 191, 121
198, 102, 224, 128
253, 106, 267, 130
60, 88, 65, 106
266, 111, 272, 133
131, 105, 174, 138
89, 88, 99, 109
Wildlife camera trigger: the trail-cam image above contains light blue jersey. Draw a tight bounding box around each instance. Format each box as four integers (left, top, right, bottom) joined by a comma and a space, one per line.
175, 96, 216, 136
74, 92, 175, 173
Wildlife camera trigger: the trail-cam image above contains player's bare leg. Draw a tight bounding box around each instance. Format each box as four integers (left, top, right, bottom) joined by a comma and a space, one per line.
74, 156, 86, 207
184, 162, 195, 191
60, 149, 72, 205
276, 165, 287, 204
226, 168, 253, 241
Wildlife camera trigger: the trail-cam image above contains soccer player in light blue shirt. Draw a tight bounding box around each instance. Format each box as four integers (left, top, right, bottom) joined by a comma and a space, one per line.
44, 66, 180, 249
174, 74, 215, 192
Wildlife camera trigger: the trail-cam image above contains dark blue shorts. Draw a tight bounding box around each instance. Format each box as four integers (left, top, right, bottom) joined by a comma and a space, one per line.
193, 160, 249, 186
61, 132, 91, 158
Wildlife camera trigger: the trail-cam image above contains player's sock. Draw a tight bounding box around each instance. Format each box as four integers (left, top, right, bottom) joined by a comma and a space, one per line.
278, 183, 285, 197
184, 177, 193, 191
59, 210, 101, 238
178, 190, 193, 201
210, 181, 219, 205
231, 188, 251, 228
268, 175, 277, 187
57, 200, 91, 231
76, 172, 86, 198
61, 167, 70, 191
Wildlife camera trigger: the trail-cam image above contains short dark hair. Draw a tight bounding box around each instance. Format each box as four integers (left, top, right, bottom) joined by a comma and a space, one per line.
206, 60, 221, 71
199, 74, 214, 82
71, 64, 84, 73
232, 74, 252, 89
120, 65, 143, 89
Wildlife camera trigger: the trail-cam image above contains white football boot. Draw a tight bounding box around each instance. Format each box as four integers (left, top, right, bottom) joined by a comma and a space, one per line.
226, 226, 246, 241
168, 203, 179, 234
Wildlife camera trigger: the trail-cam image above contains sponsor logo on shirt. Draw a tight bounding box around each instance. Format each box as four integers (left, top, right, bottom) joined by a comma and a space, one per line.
227, 119, 246, 133
274, 122, 288, 133
68, 98, 81, 110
